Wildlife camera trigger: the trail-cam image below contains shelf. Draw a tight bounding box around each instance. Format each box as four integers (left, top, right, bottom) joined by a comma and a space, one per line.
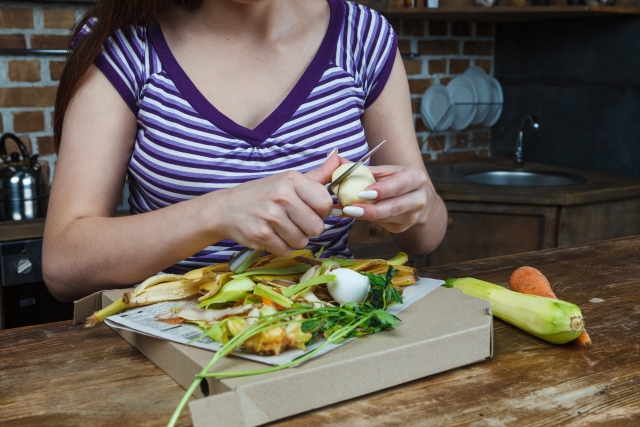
356, 1, 640, 21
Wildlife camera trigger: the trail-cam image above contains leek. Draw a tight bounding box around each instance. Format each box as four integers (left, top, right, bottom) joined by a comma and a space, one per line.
231, 264, 311, 279
253, 284, 293, 308
281, 274, 337, 298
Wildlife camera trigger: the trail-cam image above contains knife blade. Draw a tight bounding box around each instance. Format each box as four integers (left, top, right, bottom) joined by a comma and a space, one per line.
230, 140, 386, 273
325, 139, 386, 193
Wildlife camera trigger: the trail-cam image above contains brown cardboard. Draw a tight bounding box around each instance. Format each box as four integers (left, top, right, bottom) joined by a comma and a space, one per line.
75, 285, 492, 426
72, 290, 102, 325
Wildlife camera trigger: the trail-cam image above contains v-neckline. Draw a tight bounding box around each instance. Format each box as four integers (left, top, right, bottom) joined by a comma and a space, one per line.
149, 0, 344, 148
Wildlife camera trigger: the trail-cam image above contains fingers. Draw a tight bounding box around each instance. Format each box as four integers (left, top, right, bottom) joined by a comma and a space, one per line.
225, 162, 347, 255
285, 197, 328, 238
305, 151, 341, 184
239, 205, 313, 255
364, 166, 428, 200
305, 151, 353, 184
342, 188, 427, 231
233, 225, 293, 257
293, 173, 335, 219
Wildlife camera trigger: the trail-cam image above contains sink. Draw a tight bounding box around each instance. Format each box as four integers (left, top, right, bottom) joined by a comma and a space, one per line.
464, 171, 586, 187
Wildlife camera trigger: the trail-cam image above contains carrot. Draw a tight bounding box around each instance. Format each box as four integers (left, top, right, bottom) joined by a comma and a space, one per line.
509, 266, 556, 298
510, 266, 591, 347
260, 296, 285, 311
575, 328, 592, 347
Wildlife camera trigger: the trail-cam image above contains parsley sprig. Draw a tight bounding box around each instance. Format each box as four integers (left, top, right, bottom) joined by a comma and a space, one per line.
168, 266, 403, 427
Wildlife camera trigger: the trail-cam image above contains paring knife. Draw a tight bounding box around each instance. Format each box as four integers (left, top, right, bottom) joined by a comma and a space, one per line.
229, 140, 387, 273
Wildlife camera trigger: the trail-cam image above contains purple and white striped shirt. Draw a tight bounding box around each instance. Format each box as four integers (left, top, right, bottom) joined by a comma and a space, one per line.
84, 0, 397, 273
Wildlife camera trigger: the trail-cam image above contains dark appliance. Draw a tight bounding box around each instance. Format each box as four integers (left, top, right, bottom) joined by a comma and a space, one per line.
0, 238, 73, 329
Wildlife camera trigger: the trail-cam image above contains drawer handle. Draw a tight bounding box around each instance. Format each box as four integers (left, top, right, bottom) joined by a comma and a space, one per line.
447, 217, 454, 228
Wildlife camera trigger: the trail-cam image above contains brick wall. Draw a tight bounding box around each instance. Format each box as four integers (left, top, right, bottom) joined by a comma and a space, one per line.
0, 1, 88, 184
0, 2, 495, 194
388, 18, 495, 161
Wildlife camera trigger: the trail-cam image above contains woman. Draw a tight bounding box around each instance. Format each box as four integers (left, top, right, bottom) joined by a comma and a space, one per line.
43, 0, 447, 302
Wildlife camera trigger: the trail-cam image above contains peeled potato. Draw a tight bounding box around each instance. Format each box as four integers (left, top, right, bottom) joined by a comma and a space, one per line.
331, 163, 376, 206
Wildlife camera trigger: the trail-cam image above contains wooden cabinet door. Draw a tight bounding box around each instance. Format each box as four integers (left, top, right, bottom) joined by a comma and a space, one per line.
558, 198, 640, 247
348, 220, 429, 267
348, 220, 398, 259
426, 201, 558, 266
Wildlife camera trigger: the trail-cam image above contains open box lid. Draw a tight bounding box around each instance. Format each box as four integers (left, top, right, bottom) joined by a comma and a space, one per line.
74, 282, 493, 427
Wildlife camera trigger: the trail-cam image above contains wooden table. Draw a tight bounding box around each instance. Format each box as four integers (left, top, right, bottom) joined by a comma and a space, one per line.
2, 236, 640, 426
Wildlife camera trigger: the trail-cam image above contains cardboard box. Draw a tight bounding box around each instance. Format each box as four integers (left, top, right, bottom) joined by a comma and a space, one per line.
75, 284, 492, 427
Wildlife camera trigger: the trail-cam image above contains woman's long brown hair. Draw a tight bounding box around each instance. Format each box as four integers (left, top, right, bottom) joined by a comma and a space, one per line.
53, 0, 202, 152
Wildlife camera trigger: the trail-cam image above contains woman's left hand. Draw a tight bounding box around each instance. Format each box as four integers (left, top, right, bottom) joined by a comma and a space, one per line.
339, 164, 431, 234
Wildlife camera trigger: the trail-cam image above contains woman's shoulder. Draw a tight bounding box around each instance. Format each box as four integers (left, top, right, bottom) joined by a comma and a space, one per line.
337, 0, 396, 59
71, 18, 149, 51
340, 0, 393, 34
334, 2, 396, 60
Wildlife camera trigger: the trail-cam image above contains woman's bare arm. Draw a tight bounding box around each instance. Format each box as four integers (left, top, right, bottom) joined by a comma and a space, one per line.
44, 65, 336, 302
43, 65, 231, 301
359, 51, 448, 255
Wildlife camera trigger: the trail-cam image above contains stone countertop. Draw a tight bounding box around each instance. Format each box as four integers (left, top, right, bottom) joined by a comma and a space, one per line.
425, 157, 640, 206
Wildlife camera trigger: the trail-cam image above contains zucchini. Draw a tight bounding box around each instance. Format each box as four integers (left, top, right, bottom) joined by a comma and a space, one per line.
444, 277, 584, 344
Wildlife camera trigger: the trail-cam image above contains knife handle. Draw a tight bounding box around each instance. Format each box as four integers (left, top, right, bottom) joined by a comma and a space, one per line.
229, 248, 266, 273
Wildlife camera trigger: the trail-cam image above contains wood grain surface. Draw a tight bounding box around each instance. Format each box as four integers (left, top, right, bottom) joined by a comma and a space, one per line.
1, 236, 640, 426
0, 321, 192, 427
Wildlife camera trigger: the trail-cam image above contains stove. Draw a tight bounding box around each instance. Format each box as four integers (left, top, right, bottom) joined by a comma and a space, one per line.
0, 238, 73, 329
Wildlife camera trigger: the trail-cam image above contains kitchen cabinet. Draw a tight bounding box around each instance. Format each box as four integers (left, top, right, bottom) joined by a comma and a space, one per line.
428, 201, 557, 265
349, 220, 399, 259
428, 197, 640, 265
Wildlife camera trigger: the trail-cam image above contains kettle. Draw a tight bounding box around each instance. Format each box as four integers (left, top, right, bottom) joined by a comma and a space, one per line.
0, 133, 50, 221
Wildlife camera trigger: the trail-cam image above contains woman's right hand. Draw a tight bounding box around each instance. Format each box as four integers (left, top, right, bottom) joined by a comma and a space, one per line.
210, 153, 342, 256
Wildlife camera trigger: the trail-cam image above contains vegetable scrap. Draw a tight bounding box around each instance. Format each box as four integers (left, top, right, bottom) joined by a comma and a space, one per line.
82, 250, 419, 427
161, 251, 414, 427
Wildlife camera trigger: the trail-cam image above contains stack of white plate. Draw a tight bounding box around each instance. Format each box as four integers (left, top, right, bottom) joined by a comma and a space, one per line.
445, 75, 478, 131
482, 75, 503, 127
420, 66, 503, 132
464, 66, 491, 125
420, 84, 454, 131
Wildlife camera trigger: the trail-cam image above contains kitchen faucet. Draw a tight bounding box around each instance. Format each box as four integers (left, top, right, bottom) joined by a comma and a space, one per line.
515, 115, 539, 168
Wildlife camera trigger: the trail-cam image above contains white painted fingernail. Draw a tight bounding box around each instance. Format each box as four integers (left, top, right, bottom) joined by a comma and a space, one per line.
327, 148, 338, 158
343, 206, 364, 217
330, 208, 343, 217
358, 190, 378, 200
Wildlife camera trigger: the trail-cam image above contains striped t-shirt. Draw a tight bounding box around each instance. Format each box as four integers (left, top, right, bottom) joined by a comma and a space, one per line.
85, 0, 397, 273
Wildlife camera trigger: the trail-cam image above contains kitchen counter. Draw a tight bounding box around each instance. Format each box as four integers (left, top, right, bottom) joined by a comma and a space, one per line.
0, 218, 45, 243
1, 236, 639, 426
425, 157, 640, 206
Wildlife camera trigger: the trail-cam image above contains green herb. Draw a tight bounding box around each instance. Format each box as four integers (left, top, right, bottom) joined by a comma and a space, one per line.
364, 266, 402, 310
167, 266, 404, 427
